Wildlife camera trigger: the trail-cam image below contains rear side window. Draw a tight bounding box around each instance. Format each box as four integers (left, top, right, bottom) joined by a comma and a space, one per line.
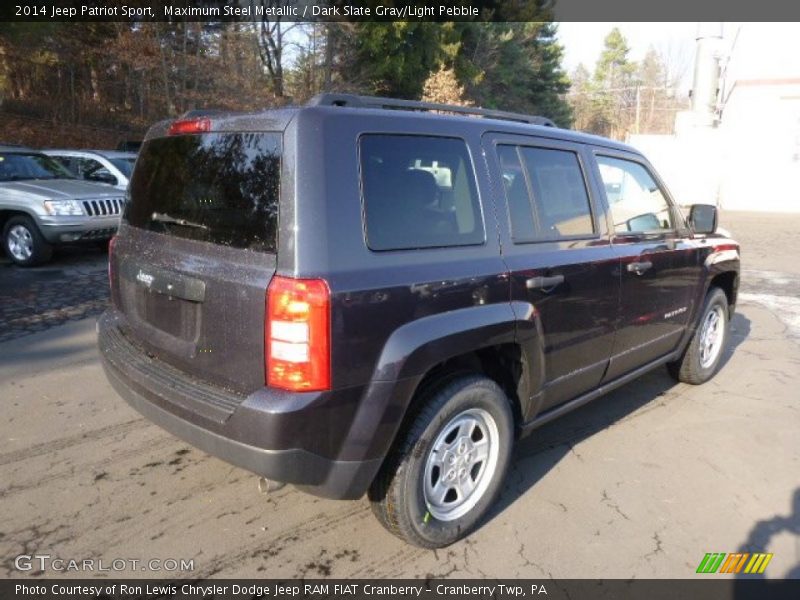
497, 144, 594, 242
360, 135, 484, 251
125, 132, 281, 252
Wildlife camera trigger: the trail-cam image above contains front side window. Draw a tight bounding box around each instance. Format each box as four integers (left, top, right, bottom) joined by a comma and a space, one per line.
109, 157, 135, 178
80, 159, 117, 184
497, 144, 594, 242
50, 156, 77, 174
78, 158, 104, 176
360, 135, 484, 251
597, 156, 673, 233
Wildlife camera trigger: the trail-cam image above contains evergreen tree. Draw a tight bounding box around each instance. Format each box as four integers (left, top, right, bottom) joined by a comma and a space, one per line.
591, 27, 637, 137
346, 22, 442, 99
594, 27, 636, 89
333, 21, 572, 126
450, 22, 572, 126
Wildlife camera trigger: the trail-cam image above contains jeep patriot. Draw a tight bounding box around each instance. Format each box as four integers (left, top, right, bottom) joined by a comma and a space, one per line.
98, 94, 740, 547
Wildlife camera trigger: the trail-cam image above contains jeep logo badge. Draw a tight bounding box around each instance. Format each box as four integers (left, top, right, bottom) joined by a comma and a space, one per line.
136, 270, 154, 287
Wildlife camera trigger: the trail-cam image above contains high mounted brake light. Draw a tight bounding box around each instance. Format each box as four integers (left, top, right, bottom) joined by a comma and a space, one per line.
266, 276, 331, 392
168, 117, 211, 136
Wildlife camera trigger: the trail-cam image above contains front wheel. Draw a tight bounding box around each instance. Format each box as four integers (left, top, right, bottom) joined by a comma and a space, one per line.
3, 215, 53, 267
368, 374, 514, 548
667, 287, 729, 384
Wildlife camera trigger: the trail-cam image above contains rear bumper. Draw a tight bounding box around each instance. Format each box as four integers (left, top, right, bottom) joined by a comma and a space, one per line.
98, 310, 413, 499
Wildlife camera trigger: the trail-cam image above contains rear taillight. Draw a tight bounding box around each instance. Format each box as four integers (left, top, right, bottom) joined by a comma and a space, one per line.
168, 117, 211, 136
266, 276, 331, 392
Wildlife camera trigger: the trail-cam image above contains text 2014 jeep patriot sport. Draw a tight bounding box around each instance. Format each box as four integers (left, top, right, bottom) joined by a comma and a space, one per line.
99, 94, 740, 547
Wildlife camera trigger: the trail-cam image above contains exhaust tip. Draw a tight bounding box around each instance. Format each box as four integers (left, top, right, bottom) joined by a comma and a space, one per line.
258, 477, 286, 494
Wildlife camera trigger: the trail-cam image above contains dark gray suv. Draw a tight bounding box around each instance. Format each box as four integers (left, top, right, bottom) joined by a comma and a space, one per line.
99, 95, 740, 547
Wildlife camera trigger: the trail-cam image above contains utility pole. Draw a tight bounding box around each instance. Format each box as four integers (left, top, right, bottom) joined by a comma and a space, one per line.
635, 85, 641, 134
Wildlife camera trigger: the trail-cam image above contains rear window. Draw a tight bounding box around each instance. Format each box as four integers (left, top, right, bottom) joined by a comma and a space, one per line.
125, 132, 281, 252
360, 135, 484, 251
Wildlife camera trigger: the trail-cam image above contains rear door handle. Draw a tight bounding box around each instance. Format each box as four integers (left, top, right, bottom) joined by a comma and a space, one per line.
626, 260, 653, 275
526, 274, 565, 289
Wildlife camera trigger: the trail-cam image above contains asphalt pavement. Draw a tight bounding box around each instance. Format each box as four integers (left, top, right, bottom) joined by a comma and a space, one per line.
0, 212, 798, 579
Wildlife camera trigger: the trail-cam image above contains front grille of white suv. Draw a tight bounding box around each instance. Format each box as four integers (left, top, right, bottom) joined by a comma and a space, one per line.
82, 197, 124, 217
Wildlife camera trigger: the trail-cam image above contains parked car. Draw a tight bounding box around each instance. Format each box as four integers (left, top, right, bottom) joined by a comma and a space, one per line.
43, 149, 137, 191
98, 95, 740, 548
1, 146, 126, 266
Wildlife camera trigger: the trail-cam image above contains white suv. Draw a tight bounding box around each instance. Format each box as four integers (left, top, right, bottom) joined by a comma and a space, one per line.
43, 149, 137, 191
0, 146, 124, 266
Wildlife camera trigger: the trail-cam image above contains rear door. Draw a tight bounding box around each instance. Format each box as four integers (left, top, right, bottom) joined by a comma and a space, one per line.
483, 133, 620, 415
591, 150, 701, 380
110, 131, 282, 394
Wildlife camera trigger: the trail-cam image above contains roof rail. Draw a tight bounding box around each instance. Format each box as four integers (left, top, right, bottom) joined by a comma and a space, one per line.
307, 93, 557, 127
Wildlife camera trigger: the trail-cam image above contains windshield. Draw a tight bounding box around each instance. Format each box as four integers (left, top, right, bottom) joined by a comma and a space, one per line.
109, 157, 135, 177
0, 153, 76, 182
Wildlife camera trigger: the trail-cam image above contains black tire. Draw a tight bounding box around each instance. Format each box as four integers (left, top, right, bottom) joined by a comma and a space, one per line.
667, 287, 729, 384
2, 215, 53, 267
368, 374, 514, 548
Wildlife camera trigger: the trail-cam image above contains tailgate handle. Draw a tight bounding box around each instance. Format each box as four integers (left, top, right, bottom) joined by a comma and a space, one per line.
526, 274, 564, 290
122, 262, 206, 303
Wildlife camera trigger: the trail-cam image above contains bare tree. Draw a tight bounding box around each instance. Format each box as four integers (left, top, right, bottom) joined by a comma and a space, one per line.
251, 0, 302, 100
656, 39, 691, 91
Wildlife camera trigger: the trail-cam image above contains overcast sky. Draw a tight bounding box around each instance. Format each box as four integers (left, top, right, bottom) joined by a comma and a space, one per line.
556, 22, 700, 89
556, 23, 800, 92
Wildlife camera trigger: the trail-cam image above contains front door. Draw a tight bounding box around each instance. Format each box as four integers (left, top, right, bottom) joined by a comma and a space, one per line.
484, 134, 620, 416
592, 151, 700, 380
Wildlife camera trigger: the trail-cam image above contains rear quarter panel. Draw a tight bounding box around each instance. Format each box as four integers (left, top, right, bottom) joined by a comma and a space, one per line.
288, 109, 513, 392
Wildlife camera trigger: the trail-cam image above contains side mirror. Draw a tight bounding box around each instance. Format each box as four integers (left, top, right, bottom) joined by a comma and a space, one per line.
689, 204, 718, 235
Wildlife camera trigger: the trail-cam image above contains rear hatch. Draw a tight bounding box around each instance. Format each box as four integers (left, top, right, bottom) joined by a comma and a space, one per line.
111, 129, 282, 394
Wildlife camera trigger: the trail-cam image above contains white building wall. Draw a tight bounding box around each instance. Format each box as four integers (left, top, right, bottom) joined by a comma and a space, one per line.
629, 24, 800, 213
629, 128, 721, 208
717, 82, 800, 212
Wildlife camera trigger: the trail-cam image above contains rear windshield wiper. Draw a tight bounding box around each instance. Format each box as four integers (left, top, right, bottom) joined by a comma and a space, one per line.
150, 212, 209, 230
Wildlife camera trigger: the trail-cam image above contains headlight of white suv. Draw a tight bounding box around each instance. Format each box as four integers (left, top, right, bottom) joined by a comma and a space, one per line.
44, 200, 85, 216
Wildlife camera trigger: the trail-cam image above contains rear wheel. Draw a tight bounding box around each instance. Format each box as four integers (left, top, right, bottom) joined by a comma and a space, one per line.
667, 287, 729, 384
3, 215, 53, 267
369, 374, 514, 548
